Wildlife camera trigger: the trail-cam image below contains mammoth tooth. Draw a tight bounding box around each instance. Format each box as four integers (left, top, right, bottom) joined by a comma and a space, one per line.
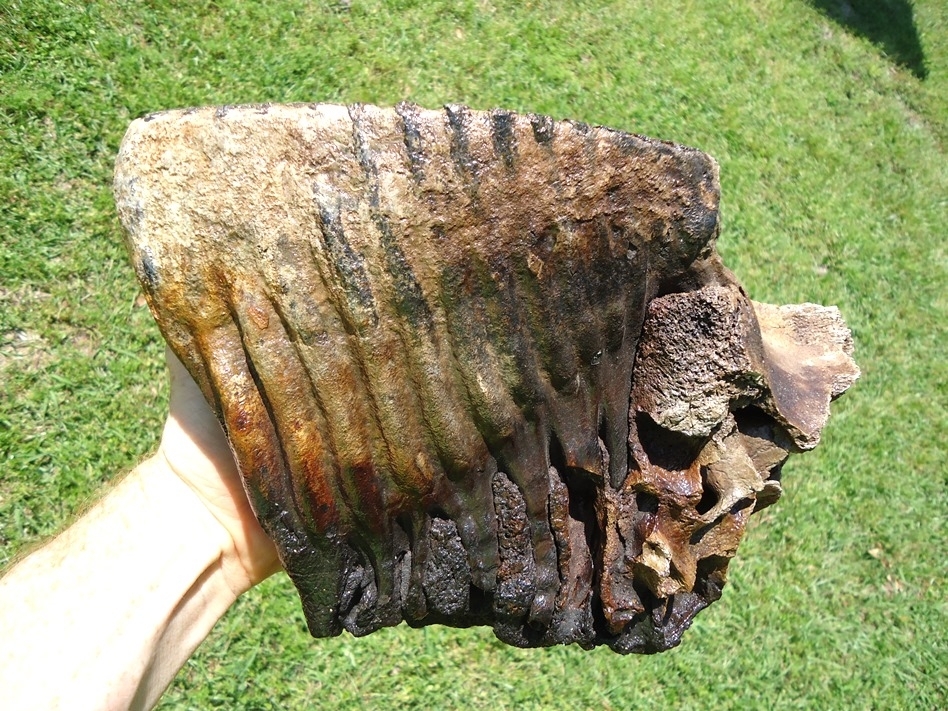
113, 102, 858, 653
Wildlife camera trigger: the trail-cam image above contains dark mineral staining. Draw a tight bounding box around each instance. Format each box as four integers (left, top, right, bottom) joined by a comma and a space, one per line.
529, 113, 555, 145
139, 249, 158, 291
490, 110, 517, 168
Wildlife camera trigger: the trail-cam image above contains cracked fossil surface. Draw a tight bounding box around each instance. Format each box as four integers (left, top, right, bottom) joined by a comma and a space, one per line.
114, 103, 858, 653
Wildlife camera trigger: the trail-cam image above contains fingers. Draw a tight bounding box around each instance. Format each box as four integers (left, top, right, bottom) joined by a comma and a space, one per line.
165, 346, 238, 479
161, 341, 281, 590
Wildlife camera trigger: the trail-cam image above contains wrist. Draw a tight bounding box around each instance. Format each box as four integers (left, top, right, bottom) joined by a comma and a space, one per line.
0, 455, 242, 711
137, 454, 239, 584
145, 451, 268, 597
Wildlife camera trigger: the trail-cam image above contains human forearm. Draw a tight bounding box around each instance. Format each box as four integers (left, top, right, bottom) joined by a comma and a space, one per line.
0, 455, 245, 711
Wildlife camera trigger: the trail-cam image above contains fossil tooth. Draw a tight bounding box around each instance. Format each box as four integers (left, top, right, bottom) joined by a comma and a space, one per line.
113, 102, 858, 652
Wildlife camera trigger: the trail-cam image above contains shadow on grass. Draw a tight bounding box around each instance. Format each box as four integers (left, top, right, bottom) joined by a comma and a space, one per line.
809, 0, 927, 79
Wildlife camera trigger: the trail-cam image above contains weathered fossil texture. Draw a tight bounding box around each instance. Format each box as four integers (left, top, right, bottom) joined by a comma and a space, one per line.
113, 103, 858, 653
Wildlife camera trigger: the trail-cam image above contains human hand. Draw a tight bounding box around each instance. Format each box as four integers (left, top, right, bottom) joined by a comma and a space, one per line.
157, 347, 281, 595
0, 348, 283, 710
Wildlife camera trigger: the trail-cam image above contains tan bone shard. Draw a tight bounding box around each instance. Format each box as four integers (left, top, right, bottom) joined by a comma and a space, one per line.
113, 102, 857, 653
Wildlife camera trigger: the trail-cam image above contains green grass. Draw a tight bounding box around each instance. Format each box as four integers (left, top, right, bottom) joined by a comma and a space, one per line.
1, 0, 945, 708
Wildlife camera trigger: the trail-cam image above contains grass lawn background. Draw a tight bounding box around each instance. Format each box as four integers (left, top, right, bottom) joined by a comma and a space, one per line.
1, 0, 945, 708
